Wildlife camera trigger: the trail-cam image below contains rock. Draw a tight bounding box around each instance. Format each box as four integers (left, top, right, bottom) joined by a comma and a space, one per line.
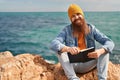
0, 51, 120, 80
0, 51, 14, 66
0, 51, 13, 58
0, 51, 54, 80
53, 61, 120, 80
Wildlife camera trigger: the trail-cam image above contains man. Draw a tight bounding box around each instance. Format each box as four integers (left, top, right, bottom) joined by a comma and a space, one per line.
50, 4, 114, 80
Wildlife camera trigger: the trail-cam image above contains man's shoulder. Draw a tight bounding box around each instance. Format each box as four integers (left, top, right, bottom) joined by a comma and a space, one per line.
87, 23, 96, 30
66, 24, 71, 28
63, 24, 71, 30
87, 23, 95, 27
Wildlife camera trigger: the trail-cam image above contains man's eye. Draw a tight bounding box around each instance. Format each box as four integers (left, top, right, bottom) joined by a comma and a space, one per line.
72, 15, 76, 17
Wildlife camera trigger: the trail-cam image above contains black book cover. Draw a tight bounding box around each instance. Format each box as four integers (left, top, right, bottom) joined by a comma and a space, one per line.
68, 47, 95, 63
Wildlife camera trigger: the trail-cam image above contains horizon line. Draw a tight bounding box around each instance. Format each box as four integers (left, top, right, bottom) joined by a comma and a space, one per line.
0, 11, 120, 13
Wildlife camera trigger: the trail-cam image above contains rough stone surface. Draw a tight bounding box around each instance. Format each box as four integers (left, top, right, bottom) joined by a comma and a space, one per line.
0, 51, 120, 80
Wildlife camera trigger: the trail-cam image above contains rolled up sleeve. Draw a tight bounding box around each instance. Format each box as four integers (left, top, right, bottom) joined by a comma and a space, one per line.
102, 40, 115, 54
92, 25, 115, 54
50, 28, 66, 53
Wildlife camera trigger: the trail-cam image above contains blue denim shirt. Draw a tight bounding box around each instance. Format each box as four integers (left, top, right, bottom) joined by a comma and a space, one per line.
50, 23, 114, 54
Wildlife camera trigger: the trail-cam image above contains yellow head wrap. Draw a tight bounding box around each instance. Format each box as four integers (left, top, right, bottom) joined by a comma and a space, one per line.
68, 4, 84, 21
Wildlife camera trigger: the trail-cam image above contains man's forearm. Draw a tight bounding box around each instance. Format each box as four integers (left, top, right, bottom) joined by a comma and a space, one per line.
60, 46, 69, 53
97, 48, 108, 55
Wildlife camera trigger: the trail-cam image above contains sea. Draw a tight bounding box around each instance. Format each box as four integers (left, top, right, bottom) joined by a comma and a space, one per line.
0, 12, 120, 64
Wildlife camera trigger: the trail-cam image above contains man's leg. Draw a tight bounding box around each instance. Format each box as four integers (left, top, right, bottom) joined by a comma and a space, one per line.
57, 52, 80, 80
73, 60, 97, 73
97, 53, 109, 80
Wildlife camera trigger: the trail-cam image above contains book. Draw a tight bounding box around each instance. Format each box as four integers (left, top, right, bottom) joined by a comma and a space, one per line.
67, 47, 95, 63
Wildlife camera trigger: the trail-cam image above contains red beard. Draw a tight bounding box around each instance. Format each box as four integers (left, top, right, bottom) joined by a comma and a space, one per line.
72, 18, 85, 34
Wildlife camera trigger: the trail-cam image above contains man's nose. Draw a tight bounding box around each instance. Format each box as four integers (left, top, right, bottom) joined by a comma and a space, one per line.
74, 15, 79, 19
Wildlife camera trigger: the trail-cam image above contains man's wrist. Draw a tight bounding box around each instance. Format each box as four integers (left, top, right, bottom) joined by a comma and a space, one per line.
65, 46, 69, 52
60, 46, 69, 53
97, 48, 107, 55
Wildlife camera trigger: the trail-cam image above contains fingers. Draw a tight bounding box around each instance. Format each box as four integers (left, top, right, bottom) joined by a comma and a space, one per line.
87, 52, 99, 58
68, 47, 80, 55
88, 52, 96, 58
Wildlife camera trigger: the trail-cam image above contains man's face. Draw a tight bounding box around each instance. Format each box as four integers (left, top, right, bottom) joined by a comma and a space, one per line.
71, 13, 84, 26
71, 13, 85, 33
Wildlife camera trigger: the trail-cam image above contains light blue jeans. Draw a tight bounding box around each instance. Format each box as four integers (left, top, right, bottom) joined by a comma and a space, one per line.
57, 52, 109, 80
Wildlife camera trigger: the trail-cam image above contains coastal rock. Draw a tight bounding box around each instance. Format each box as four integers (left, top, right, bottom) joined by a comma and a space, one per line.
54, 62, 120, 80
0, 51, 14, 66
0, 51, 54, 80
0, 51, 120, 80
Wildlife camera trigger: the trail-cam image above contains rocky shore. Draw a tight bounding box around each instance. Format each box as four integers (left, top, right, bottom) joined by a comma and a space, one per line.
0, 51, 120, 80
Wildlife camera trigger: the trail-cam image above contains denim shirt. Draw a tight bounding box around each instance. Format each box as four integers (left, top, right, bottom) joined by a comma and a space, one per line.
50, 23, 114, 54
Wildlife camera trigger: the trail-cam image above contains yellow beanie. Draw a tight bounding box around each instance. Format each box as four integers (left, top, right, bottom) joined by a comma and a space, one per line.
68, 4, 84, 20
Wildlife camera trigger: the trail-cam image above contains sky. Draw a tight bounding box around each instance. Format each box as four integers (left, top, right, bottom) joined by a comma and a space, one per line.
0, 0, 120, 12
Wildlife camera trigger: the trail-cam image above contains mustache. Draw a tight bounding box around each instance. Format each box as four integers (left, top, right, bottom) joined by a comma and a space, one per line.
73, 18, 81, 23
72, 19, 85, 34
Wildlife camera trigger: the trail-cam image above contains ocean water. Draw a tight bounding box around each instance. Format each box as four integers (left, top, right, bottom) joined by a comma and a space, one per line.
0, 12, 120, 64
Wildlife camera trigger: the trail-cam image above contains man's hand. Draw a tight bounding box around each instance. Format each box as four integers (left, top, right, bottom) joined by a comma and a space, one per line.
67, 47, 80, 55
87, 48, 107, 58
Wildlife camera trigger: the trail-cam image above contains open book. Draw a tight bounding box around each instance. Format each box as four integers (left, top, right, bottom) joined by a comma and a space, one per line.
67, 47, 95, 63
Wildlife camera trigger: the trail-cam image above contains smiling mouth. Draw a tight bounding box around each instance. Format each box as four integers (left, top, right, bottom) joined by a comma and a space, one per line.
74, 19, 81, 24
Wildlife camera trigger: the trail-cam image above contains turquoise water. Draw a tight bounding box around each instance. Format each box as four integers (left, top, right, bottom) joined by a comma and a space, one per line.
0, 12, 120, 63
